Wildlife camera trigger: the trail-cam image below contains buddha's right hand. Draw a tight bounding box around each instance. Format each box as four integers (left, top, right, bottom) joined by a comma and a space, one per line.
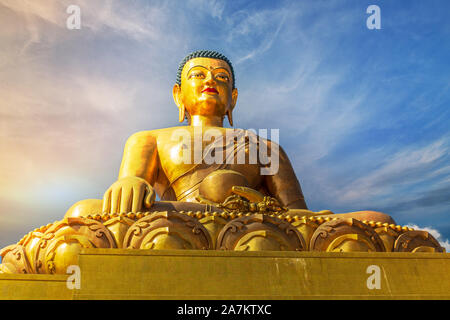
102, 176, 155, 213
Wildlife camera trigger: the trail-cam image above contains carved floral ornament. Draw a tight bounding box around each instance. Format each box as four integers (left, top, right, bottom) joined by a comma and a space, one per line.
0, 197, 445, 274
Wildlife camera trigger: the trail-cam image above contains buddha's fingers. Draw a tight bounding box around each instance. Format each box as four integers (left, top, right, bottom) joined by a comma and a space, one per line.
231, 186, 264, 203
144, 186, 156, 209
120, 187, 133, 213
102, 188, 112, 213
110, 187, 122, 214
132, 184, 146, 213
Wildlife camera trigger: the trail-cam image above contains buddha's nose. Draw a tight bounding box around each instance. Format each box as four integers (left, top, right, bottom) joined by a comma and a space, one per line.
204, 72, 216, 85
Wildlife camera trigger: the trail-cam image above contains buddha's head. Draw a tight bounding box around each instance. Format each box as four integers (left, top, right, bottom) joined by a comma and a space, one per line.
173, 50, 238, 126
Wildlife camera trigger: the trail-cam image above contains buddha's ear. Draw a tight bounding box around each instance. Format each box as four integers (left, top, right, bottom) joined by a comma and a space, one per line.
231, 88, 238, 110
227, 88, 238, 126
173, 84, 185, 123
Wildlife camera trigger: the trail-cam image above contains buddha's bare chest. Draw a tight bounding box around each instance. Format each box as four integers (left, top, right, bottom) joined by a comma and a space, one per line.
157, 138, 263, 189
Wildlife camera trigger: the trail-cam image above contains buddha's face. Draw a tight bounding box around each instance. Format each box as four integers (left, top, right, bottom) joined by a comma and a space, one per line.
173, 57, 238, 121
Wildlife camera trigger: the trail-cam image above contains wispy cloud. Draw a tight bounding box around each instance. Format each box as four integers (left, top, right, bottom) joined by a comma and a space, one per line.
187, 0, 225, 20
379, 185, 450, 213
339, 138, 449, 203
228, 8, 289, 64
0, 0, 166, 48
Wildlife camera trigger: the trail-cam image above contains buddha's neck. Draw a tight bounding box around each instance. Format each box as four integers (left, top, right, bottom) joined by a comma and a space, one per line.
190, 115, 223, 127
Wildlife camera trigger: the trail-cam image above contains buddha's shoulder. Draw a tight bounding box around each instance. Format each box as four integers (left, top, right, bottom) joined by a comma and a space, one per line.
126, 126, 193, 141
126, 126, 263, 141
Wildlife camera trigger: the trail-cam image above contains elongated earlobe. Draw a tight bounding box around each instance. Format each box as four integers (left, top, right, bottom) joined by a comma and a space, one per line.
226, 109, 233, 126
228, 88, 237, 126
173, 84, 185, 123
178, 105, 186, 123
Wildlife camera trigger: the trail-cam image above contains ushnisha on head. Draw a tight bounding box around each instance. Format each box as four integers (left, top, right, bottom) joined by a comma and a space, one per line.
172, 50, 238, 127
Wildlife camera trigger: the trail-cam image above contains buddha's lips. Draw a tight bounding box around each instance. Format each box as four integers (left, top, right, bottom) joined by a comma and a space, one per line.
202, 87, 218, 93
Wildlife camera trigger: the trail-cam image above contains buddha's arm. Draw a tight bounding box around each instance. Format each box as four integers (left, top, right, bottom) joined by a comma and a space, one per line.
118, 131, 159, 182
264, 143, 308, 209
102, 131, 159, 213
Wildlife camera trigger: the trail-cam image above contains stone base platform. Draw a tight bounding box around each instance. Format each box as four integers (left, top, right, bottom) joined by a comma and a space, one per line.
1, 249, 449, 300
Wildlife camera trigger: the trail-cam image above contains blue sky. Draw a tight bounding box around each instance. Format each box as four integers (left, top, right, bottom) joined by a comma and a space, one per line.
0, 0, 449, 249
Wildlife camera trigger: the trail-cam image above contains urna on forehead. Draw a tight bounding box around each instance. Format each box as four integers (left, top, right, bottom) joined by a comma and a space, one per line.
176, 50, 236, 88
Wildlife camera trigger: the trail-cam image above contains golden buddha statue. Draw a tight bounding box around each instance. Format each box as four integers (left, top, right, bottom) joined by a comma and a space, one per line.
0, 50, 444, 275
65, 50, 392, 224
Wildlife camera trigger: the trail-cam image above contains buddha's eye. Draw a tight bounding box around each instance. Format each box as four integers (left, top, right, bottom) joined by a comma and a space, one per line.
189, 72, 204, 79
216, 74, 229, 81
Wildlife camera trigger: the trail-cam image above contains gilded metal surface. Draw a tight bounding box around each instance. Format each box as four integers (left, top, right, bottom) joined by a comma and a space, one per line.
218, 194, 287, 214
0, 245, 31, 274
394, 230, 445, 253
0, 52, 446, 274
216, 214, 306, 251
310, 218, 386, 252
198, 170, 250, 204
33, 217, 116, 274
1, 207, 445, 274
374, 226, 400, 252
2, 250, 450, 300
123, 211, 211, 250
